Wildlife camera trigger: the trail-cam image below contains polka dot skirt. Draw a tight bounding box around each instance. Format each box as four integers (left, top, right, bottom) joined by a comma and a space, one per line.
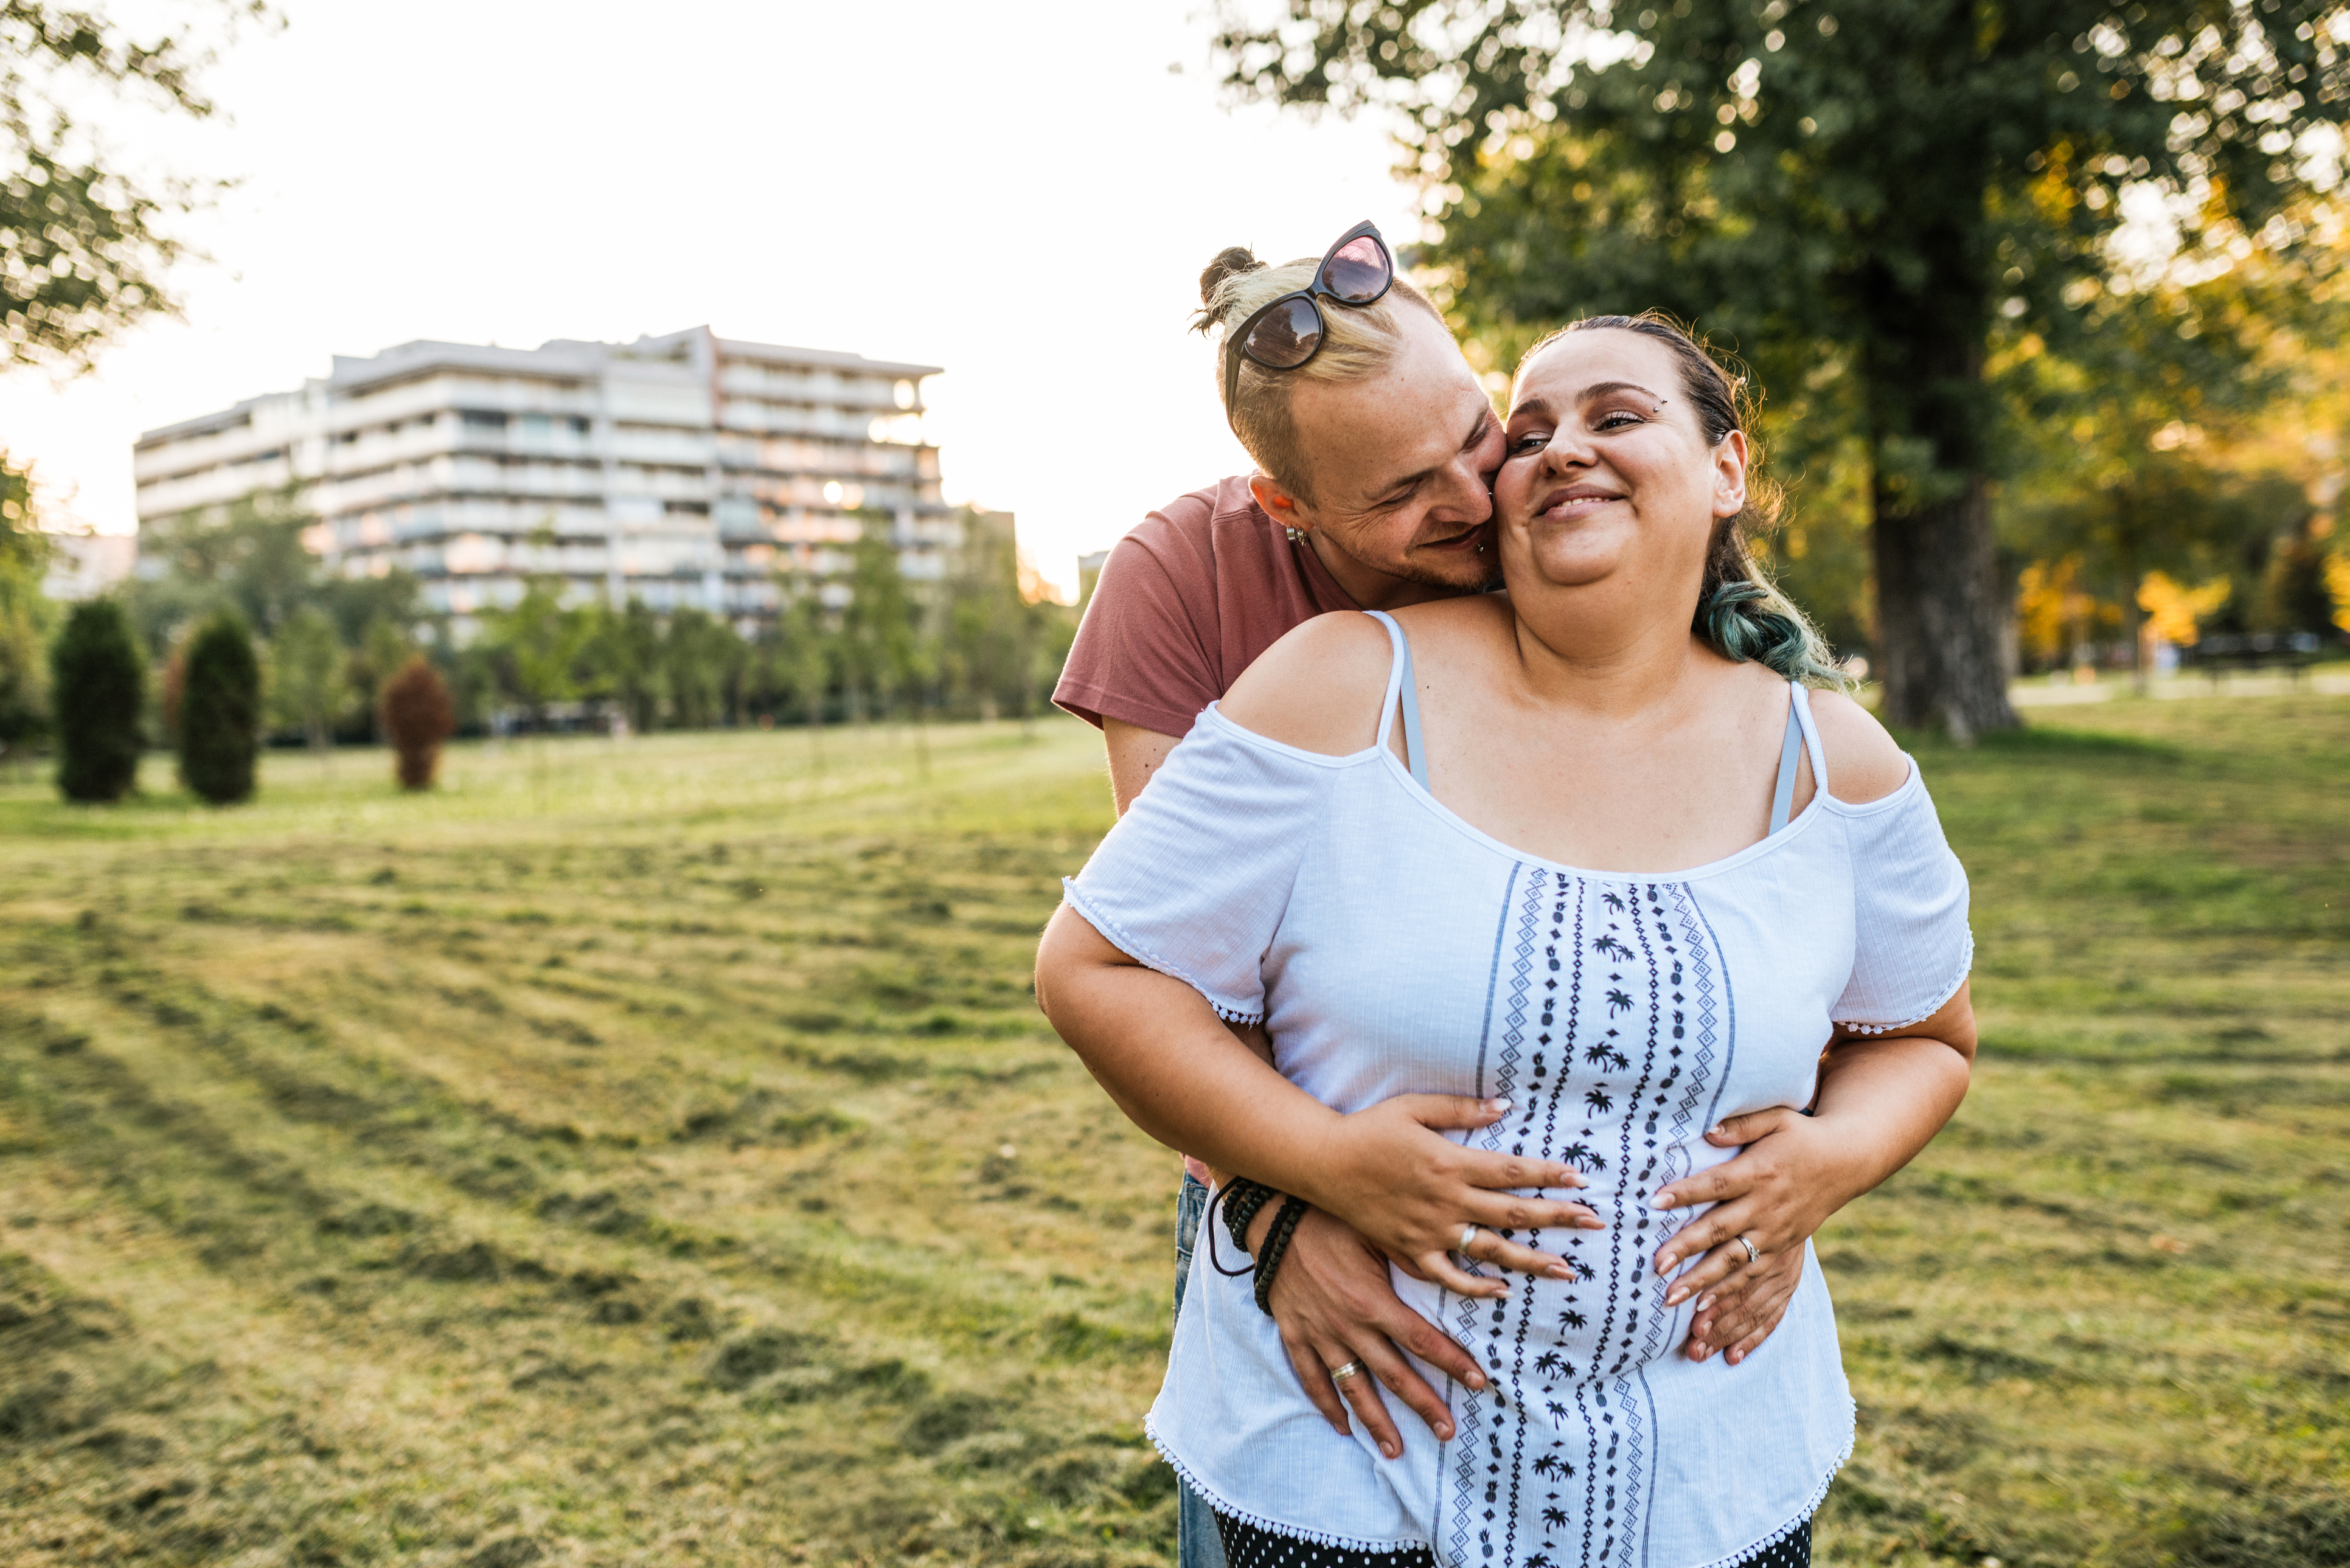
1211, 1511, 1812, 1567
1211, 1513, 1433, 1568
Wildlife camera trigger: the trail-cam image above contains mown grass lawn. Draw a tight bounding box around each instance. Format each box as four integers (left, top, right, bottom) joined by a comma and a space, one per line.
1, 698, 2344, 1568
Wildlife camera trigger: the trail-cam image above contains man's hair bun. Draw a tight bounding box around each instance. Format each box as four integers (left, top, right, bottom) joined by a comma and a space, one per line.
1198, 246, 1266, 307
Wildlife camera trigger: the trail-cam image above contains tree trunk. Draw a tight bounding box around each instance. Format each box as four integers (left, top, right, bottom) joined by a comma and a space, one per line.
1863, 260, 2019, 736
1870, 471, 2017, 735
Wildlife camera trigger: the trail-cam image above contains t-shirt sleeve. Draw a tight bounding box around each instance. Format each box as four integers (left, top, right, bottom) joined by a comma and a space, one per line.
1061, 716, 1321, 1026
1833, 768, 1975, 1035
1053, 526, 1222, 737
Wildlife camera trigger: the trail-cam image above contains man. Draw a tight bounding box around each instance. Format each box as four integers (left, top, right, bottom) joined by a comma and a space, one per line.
1055, 231, 1804, 1567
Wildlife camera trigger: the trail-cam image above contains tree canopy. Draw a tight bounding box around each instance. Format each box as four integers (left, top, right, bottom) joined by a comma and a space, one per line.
2, 1, 273, 370
1217, 0, 2350, 728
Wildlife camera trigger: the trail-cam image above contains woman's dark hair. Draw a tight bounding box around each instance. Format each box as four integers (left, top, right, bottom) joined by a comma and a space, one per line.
1517, 312, 1848, 689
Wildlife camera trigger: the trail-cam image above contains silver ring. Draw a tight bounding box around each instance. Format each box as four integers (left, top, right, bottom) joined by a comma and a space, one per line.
1457, 1224, 1480, 1256
1737, 1235, 1762, 1265
1330, 1360, 1364, 1384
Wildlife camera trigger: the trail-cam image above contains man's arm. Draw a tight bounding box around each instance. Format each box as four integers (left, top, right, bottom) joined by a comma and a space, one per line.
1097, 714, 1504, 1456
1105, 718, 1180, 816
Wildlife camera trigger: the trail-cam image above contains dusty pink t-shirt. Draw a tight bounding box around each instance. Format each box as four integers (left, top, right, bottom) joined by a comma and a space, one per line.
1055, 476, 1358, 738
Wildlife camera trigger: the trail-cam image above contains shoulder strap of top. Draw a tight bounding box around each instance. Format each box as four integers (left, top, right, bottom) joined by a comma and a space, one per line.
1768, 685, 1804, 835
1768, 682, 1830, 834
1361, 611, 1430, 789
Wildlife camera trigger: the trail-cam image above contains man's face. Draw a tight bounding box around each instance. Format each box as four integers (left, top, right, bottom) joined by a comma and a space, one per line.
1274, 308, 1506, 591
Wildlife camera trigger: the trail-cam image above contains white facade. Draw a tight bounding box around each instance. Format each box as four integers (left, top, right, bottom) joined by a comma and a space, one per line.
131, 326, 946, 625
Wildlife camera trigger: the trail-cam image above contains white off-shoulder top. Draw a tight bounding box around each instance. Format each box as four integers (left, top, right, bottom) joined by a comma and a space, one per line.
1063, 613, 1972, 1568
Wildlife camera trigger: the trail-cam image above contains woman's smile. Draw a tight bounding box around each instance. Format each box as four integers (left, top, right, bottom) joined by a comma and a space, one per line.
1532, 482, 1626, 522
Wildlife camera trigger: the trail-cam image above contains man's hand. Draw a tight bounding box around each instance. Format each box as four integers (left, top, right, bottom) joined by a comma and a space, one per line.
1257, 1207, 1487, 1460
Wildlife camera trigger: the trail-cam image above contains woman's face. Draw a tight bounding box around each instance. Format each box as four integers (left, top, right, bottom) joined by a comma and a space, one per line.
1495, 328, 1747, 604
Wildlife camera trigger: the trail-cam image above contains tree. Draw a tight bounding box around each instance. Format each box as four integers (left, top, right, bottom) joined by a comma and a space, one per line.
479, 577, 589, 729
269, 604, 347, 751
0, 453, 52, 760
839, 515, 925, 724
1218, 0, 2350, 731
661, 606, 741, 729
936, 507, 1076, 726
179, 610, 258, 803
768, 577, 837, 754
49, 594, 141, 800
379, 654, 454, 789
129, 485, 320, 648
346, 614, 414, 743
2, 2, 274, 373
581, 598, 663, 734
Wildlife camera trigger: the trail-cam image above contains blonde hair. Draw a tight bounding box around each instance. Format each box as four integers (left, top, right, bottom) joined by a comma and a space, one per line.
1192, 245, 1442, 505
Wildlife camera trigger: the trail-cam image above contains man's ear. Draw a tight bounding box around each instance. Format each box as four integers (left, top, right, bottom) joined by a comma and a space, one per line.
1248, 474, 1310, 531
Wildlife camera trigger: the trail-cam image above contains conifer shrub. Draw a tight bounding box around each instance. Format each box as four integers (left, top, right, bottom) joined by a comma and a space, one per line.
379, 654, 454, 789
49, 598, 145, 802
180, 612, 260, 804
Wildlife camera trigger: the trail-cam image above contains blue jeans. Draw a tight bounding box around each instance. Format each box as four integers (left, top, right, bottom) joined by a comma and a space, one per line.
1172, 1170, 1229, 1568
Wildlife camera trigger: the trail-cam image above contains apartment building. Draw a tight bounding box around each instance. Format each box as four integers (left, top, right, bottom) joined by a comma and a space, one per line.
131, 326, 947, 626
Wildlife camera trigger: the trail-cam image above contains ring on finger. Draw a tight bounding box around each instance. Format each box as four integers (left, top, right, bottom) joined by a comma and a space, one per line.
1456, 1224, 1480, 1257
1329, 1360, 1364, 1384
1736, 1234, 1762, 1265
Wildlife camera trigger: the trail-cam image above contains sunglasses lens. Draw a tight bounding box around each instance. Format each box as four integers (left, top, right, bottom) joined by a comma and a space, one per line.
1243, 297, 1324, 368
1323, 235, 1391, 303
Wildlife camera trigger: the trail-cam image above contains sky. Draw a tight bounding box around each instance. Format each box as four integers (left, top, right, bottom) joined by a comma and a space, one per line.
0, 1, 1428, 600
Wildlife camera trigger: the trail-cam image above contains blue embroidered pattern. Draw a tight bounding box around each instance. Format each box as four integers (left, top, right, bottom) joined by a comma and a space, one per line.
1440, 874, 1734, 1568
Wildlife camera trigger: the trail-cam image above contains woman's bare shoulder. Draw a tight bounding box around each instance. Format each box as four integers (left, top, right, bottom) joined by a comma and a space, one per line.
1218, 611, 1395, 757
1806, 688, 1911, 803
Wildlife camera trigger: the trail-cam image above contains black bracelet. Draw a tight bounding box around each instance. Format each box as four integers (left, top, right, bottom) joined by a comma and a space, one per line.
1220, 1178, 1277, 1253
1206, 1178, 1278, 1279
1253, 1196, 1309, 1316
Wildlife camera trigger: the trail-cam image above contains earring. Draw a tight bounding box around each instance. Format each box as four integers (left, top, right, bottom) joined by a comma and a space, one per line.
1284, 526, 1305, 543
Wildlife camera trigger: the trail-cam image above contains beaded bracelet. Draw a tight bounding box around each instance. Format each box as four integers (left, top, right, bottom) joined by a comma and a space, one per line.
1220, 1178, 1278, 1254
1207, 1178, 1278, 1279
1252, 1196, 1309, 1316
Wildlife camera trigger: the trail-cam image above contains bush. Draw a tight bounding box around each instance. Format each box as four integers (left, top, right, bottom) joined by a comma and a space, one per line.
180, 612, 260, 804
49, 598, 145, 801
380, 654, 454, 789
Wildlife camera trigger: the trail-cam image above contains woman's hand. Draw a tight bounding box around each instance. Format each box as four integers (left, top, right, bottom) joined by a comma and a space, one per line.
1039, 910, 1599, 1296
1683, 1245, 1801, 1365
1646, 993, 1980, 1362
1303, 1094, 1604, 1299
1647, 1108, 1846, 1358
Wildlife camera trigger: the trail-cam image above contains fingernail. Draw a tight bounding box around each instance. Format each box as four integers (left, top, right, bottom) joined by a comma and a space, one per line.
1548, 1263, 1575, 1280
1465, 1371, 1487, 1391
1486, 1097, 1513, 1114
1381, 1441, 1399, 1459
1655, 1254, 1677, 1275
1664, 1286, 1688, 1306
1437, 1423, 1455, 1440
1727, 1350, 1743, 1365
1650, 1192, 1676, 1210
1696, 1294, 1716, 1313
1708, 1124, 1725, 1137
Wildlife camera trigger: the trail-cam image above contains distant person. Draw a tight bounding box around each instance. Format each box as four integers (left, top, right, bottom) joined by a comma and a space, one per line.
1054, 226, 1802, 1566
1040, 311, 1978, 1566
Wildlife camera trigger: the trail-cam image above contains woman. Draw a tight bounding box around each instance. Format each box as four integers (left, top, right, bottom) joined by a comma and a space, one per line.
1037, 312, 1976, 1568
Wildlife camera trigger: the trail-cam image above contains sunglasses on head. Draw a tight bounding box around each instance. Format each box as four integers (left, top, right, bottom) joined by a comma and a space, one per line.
1222, 220, 1397, 417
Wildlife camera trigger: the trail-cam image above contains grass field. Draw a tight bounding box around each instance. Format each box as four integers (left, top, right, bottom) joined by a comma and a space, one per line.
1, 700, 2345, 1568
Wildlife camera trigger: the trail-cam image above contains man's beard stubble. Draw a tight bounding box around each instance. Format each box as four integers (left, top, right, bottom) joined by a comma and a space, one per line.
1314, 518, 1502, 594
